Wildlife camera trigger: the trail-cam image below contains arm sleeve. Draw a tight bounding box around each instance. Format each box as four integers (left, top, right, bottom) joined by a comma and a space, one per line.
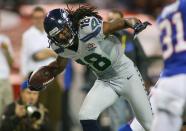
79, 16, 105, 42
3, 36, 14, 58
180, 0, 186, 13
20, 34, 30, 77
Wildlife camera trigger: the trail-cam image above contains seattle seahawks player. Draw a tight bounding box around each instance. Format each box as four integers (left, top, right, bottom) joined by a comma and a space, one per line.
29, 5, 152, 131
151, 0, 186, 131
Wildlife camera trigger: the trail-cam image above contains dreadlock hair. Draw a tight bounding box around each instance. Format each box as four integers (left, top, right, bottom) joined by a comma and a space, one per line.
66, 4, 102, 31
110, 9, 123, 18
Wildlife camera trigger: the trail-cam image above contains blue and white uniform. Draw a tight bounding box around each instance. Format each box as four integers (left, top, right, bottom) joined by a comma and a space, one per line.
157, 0, 186, 77
51, 16, 153, 131
151, 1, 186, 131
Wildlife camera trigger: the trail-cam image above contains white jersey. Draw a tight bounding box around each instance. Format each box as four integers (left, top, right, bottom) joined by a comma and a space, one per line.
51, 16, 132, 79
49, 16, 153, 131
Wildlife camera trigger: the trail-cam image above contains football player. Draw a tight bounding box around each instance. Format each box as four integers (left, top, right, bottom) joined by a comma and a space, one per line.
150, 0, 186, 131
29, 5, 152, 131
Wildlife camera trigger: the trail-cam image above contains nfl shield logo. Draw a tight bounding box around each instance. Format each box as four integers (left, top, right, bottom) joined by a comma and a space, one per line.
87, 43, 97, 51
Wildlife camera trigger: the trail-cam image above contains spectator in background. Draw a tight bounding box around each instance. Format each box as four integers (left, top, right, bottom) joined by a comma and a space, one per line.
20, 6, 62, 131
0, 13, 14, 116
0, 80, 51, 131
20, 6, 56, 78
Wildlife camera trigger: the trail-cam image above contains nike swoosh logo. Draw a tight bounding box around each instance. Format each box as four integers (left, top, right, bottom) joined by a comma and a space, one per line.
127, 75, 133, 80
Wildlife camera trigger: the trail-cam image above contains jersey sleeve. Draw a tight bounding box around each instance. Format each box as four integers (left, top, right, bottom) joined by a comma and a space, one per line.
79, 16, 105, 42
180, 0, 186, 14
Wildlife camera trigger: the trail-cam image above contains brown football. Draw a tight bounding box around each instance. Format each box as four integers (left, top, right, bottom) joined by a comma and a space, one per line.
29, 66, 54, 91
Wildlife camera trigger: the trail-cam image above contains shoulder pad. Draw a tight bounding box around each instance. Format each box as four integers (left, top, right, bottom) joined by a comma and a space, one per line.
79, 16, 102, 34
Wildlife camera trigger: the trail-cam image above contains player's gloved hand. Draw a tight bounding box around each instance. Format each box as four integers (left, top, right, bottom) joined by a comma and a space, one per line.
133, 21, 151, 36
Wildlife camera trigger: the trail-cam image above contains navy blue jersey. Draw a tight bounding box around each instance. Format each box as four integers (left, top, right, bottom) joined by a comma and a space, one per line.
157, 0, 186, 77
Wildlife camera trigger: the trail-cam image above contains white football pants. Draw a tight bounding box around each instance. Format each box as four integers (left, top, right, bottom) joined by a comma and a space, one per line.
151, 74, 186, 131
79, 65, 153, 131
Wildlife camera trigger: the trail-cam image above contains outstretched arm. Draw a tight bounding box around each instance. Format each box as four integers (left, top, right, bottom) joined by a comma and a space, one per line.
32, 48, 57, 61
47, 55, 68, 76
103, 18, 151, 35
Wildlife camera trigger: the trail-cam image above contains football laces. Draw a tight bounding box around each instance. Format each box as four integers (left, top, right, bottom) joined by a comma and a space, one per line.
43, 77, 54, 86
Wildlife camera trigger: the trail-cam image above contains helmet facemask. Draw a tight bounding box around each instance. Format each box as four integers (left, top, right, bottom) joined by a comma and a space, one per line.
47, 9, 76, 48
50, 24, 75, 48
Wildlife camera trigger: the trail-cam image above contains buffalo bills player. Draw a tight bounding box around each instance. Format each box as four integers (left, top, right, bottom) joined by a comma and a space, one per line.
29, 5, 152, 131
151, 0, 186, 131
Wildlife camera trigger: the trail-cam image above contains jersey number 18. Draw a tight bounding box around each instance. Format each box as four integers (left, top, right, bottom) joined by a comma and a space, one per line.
76, 53, 111, 71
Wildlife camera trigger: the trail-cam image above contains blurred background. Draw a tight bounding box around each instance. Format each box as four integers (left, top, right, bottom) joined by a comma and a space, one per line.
0, 0, 172, 131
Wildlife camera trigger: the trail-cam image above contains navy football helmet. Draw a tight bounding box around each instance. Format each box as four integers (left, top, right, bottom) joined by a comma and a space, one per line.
44, 8, 76, 48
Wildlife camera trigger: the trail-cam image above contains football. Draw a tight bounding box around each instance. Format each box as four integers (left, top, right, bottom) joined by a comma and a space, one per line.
29, 66, 55, 91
